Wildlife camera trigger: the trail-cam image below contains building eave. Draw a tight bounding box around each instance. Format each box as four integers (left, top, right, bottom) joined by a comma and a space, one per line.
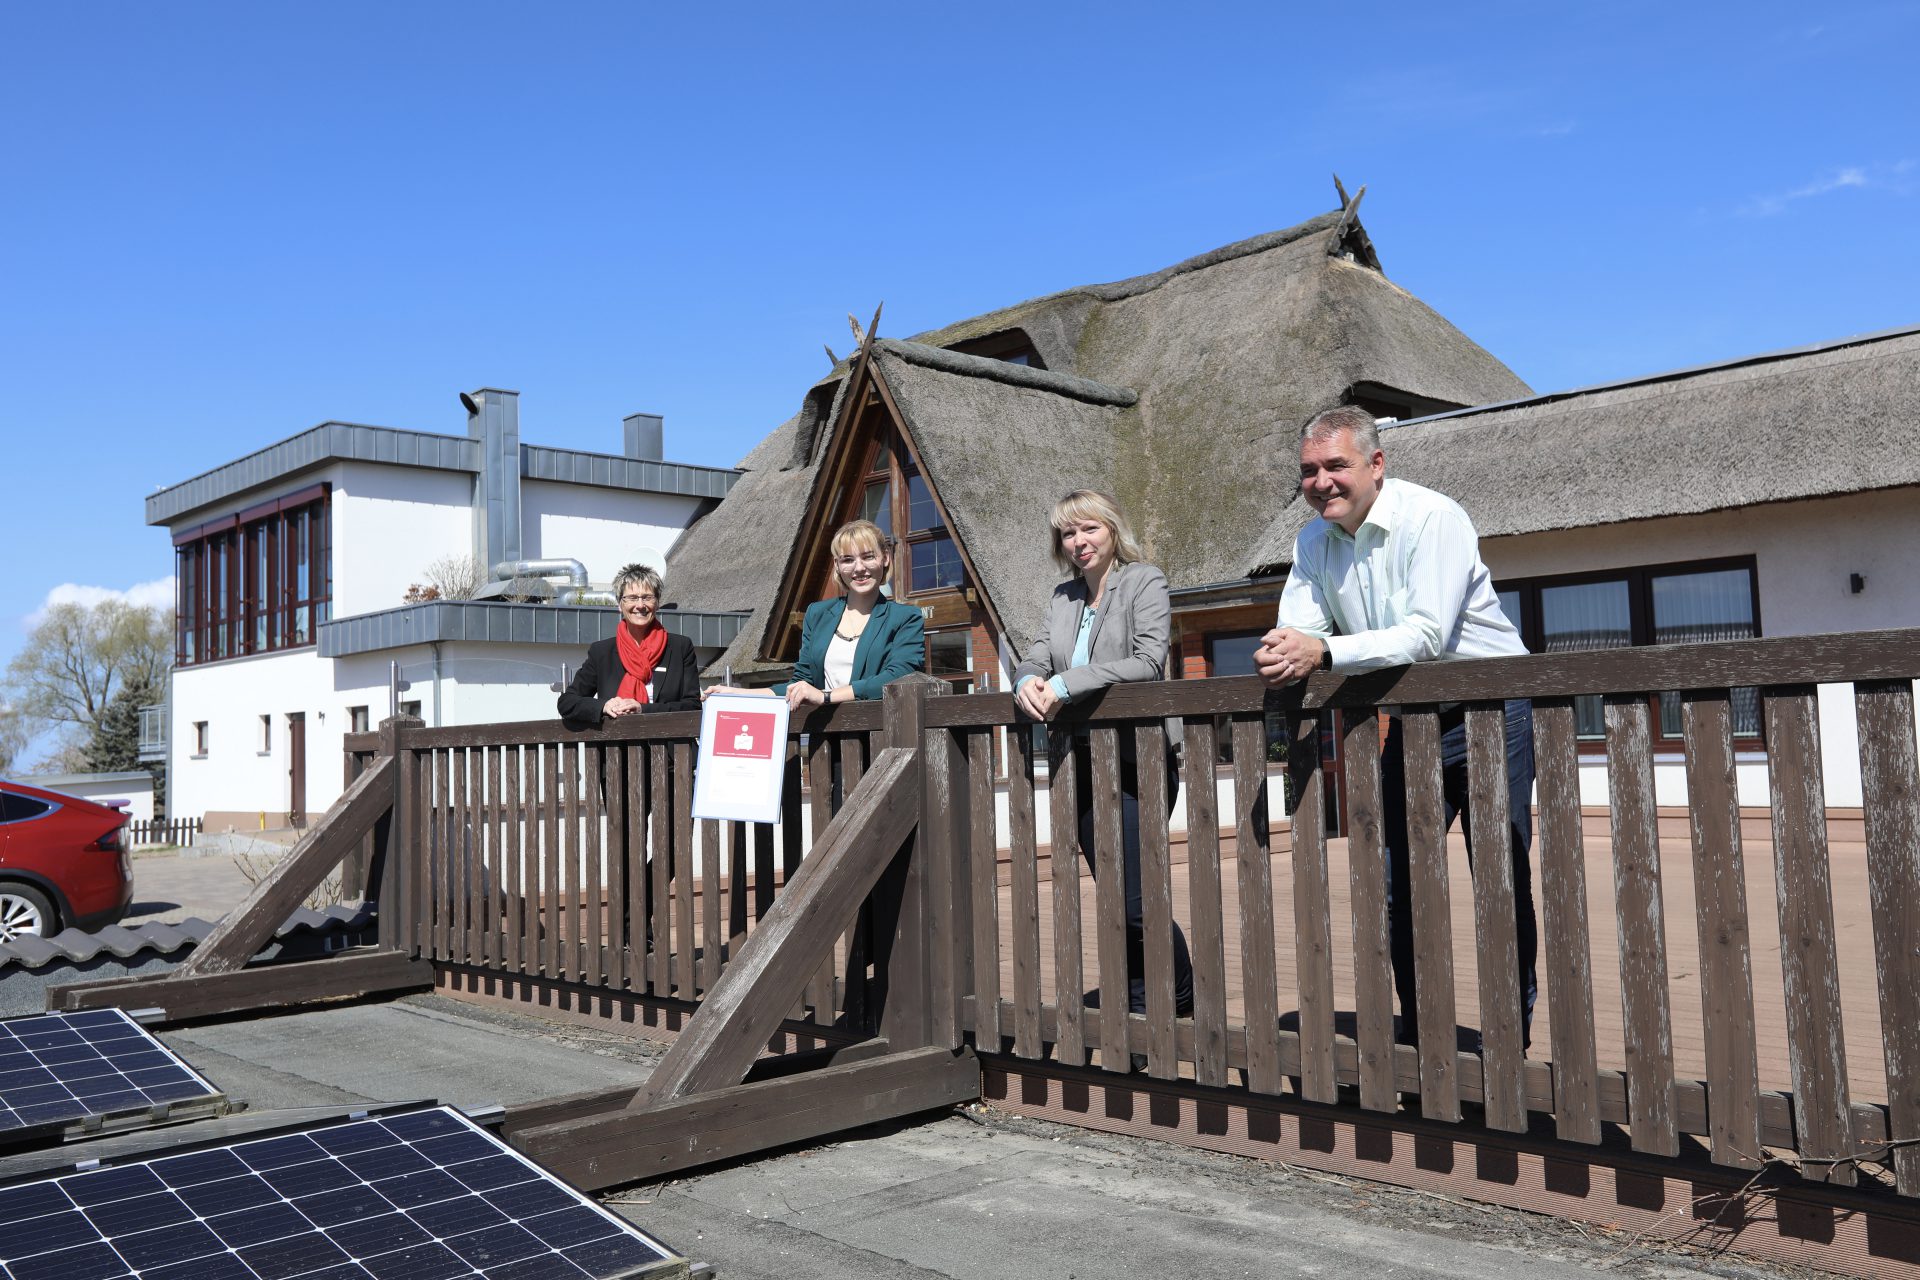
316, 600, 747, 658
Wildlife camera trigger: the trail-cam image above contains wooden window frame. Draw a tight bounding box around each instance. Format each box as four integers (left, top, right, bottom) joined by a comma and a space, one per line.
1496, 554, 1762, 753
173, 485, 330, 668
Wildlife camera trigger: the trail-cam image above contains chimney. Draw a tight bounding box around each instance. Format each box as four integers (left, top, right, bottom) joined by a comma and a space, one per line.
623, 412, 664, 463
463, 388, 523, 570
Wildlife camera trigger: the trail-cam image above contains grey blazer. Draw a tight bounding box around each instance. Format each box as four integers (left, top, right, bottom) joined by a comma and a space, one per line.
1011, 560, 1170, 710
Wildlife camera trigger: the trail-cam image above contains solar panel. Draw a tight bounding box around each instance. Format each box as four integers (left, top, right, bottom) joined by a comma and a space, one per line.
0, 1010, 225, 1143
0, 1104, 685, 1279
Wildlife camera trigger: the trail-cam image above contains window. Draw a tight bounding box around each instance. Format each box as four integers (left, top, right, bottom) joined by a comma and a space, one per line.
1206, 631, 1287, 763
926, 628, 973, 694
174, 483, 330, 666
1, 793, 53, 823
1343, 381, 1465, 424
193, 722, 209, 756
349, 706, 370, 734
400, 700, 421, 719
846, 432, 967, 598
1496, 557, 1760, 747
259, 715, 272, 753
947, 329, 1044, 368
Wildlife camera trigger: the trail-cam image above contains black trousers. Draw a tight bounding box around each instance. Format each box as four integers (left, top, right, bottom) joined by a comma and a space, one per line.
1378, 699, 1539, 1047
1068, 739, 1196, 1015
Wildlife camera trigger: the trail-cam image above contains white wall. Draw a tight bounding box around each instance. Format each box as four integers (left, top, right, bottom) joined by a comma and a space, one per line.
520, 482, 703, 585
23, 776, 156, 825
1482, 489, 1920, 807
332, 463, 475, 616
169, 649, 340, 827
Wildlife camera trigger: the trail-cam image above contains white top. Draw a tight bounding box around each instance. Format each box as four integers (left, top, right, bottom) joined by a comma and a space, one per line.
1277, 477, 1526, 673
822, 632, 858, 691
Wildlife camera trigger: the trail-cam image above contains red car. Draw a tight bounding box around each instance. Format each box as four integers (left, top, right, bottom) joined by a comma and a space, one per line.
0, 779, 133, 941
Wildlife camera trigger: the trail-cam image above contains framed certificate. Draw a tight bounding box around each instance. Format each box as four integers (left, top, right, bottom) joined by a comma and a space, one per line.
690, 693, 792, 823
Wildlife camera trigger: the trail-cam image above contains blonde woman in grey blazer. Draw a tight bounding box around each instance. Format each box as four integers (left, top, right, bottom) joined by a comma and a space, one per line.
1012, 490, 1193, 1037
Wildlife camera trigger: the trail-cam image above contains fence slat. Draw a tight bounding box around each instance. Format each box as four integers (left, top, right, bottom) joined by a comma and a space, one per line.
604, 746, 625, 989
1233, 712, 1282, 1096
1764, 685, 1854, 1185
969, 731, 1002, 1052
806, 736, 836, 1024
484, 746, 502, 970
781, 742, 805, 1023
1532, 700, 1599, 1144
1403, 709, 1459, 1122
1604, 694, 1678, 1157
633, 744, 656, 990
728, 820, 750, 963
1049, 734, 1086, 1068
1680, 690, 1762, 1170
1464, 703, 1525, 1133
584, 745, 606, 988
673, 741, 696, 1000
403, 750, 425, 959
502, 746, 522, 974
1286, 710, 1335, 1104
542, 745, 560, 978
1341, 710, 1394, 1112
563, 743, 584, 980
1090, 725, 1130, 1073
650, 744, 671, 995
700, 818, 722, 994
1183, 719, 1228, 1089
840, 737, 869, 1030
470, 746, 487, 966
455, 747, 475, 965
1856, 679, 1920, 1195
1136, 723, 1178, 1080
1009, 724, 1044, 1059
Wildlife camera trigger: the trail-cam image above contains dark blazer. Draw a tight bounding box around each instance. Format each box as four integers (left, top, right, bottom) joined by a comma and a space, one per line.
558, 630, 702, 728
780, 597, 925, 701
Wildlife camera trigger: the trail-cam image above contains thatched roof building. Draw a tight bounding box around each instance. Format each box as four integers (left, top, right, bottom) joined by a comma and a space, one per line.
667, 196, 1531, 676
1244, 323, 1920, 575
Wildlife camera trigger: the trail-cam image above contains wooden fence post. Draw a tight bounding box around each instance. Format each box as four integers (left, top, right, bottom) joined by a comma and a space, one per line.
875, 674, 944, 1050
375, 714, 422, 953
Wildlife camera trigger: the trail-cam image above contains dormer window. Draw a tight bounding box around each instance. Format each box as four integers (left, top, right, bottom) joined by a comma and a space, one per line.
1343, 381, 1466, 424
947, 328, 1045, 369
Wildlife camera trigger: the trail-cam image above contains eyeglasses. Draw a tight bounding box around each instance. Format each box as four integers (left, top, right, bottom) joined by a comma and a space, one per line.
619, 594, 657, 605
834, 552, 885, 569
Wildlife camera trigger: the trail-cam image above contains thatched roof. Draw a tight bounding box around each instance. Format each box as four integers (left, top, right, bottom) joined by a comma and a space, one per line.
668, 201, 1533, 672
1244, 323, 1920, 573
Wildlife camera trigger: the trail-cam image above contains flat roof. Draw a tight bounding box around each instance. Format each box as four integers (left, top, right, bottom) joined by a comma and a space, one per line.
148, 422, 740, 526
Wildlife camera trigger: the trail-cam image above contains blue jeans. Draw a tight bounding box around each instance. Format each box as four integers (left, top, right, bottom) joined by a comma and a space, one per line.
1378, 699, 1538, 1048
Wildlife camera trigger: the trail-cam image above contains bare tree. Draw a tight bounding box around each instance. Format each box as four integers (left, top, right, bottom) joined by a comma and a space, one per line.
0, 703, 31, 774
4, 600, 173, 739
422, 554, 489, 601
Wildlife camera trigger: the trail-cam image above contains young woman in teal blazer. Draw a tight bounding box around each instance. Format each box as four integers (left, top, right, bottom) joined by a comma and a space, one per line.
714, 519, 925, 708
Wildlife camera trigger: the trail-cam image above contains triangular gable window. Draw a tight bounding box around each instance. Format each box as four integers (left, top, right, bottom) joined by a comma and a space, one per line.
761, 352, 995, 664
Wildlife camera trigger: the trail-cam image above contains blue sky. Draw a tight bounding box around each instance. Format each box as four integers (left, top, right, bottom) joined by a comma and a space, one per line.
3, 2, 1916, 706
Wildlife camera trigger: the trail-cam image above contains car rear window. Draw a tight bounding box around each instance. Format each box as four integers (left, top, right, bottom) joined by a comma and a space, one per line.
1, 792, 53, 822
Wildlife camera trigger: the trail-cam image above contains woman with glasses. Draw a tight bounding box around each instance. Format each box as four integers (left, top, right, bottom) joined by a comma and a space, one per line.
558, 562, 702, 726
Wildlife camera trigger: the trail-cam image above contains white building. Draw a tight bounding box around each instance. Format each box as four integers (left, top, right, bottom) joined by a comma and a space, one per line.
148, 390, 745, 832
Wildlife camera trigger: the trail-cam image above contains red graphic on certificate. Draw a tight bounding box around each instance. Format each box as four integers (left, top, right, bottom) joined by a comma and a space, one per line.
712, 711, 778, 760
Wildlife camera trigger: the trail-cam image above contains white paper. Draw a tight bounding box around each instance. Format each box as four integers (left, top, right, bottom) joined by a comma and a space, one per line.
690, 693, 792, 823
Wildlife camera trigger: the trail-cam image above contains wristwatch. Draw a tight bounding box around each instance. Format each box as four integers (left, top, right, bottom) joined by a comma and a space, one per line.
1319, 641, 1333, 671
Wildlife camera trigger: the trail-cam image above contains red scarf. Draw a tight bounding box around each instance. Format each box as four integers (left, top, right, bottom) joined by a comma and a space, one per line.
616, 622, 669, 704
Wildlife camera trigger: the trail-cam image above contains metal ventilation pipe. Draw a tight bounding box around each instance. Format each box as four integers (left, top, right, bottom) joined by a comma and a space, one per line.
490, 558, 615, 606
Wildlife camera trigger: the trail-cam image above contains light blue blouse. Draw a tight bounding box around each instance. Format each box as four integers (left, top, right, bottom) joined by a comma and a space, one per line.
1018, 603, 1097, 704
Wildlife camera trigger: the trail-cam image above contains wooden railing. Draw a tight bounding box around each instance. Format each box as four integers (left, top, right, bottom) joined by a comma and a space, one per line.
343, 628, 1920, 1196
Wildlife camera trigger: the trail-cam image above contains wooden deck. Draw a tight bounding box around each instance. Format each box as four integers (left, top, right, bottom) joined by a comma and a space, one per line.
989, 802, 1890, 1106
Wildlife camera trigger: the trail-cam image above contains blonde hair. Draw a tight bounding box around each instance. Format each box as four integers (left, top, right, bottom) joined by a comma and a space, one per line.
829, 519, 892, 561
1049, 489, 1146, 574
